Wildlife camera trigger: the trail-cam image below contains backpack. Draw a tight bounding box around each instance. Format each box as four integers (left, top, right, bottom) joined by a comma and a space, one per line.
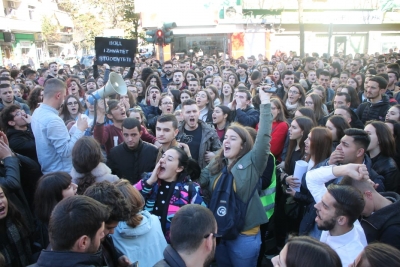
209, 166, 259, 240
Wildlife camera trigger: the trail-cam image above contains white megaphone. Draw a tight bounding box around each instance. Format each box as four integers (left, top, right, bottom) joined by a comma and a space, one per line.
87, 72, 127, 105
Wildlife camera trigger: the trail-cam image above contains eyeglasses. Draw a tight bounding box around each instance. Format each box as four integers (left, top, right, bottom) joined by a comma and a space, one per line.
204, 233, 222, 245
196, 94, 207, 99
162, 102, 173, 105
67, 101, 78, 106
288, 90, 299, 95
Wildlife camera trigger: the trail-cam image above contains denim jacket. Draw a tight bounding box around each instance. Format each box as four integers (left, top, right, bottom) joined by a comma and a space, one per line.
31, 103, 84, 174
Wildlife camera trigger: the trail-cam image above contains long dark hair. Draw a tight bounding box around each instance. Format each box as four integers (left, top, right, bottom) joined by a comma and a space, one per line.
285, 116, 315, 173
308, 127, 332, 166
168, 147, 201, 182
72, 137, 103, 194
145, 74, 162, 90
327, 115, 350, 141
366, 120, 396, 157
0, 185, 30, 234
59, 95, 84, 122
34, 172, 72, 223
285, 236, 341, 267
343, 86, 360, 109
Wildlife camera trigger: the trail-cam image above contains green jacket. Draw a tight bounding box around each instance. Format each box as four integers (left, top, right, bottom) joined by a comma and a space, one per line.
200, 103, 272, 231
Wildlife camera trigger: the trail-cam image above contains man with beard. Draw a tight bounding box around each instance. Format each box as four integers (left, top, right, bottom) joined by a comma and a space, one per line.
161, 61, 174, 90
154, 204, 218, 267
356, 76, 390, 124
31, 79, 88, 174
31, 196, 110, 267
306, 163, 367, 267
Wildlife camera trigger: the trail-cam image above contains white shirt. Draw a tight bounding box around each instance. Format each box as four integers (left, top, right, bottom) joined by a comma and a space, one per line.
306, 166, 367, 267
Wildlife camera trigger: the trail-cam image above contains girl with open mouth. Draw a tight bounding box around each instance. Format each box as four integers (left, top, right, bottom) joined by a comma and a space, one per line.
134, 147, 205, 243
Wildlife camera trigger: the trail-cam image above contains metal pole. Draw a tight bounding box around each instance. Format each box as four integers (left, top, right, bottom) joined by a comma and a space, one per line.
328, 23, 332, 57
223, 35, 227, 59
158, 44, 164, 64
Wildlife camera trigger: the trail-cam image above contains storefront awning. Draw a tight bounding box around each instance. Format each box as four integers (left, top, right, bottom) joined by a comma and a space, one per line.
54, 12, 74, 28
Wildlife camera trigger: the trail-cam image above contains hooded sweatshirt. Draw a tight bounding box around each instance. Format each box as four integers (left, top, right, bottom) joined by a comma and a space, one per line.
112, 210, 167, 266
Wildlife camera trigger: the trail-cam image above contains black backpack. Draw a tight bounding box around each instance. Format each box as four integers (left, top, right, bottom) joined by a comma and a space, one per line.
209, 167, 259, 240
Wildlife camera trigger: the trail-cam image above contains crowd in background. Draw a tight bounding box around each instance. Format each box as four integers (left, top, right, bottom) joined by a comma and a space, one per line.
0, 49, 400, 267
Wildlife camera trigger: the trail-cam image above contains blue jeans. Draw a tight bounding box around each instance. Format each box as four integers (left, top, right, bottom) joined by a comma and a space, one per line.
215, 231, 261, 267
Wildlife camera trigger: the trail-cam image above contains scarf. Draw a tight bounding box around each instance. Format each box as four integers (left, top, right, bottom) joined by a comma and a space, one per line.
285, 99, 299, 111
0, 217, 32, 267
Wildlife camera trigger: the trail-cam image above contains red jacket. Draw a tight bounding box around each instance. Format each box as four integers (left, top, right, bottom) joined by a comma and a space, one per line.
256, 120, 288, 161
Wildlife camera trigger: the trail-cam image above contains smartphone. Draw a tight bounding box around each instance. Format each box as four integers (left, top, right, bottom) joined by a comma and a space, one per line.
257, 85, 277, 93
286, 188, 292, 192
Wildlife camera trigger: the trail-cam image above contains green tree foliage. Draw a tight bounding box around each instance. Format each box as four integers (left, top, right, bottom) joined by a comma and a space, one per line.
58, 0, 105, 52
41, 16, 60, 43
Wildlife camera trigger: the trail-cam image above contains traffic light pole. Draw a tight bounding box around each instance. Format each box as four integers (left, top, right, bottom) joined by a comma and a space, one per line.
158, 44, 164, 64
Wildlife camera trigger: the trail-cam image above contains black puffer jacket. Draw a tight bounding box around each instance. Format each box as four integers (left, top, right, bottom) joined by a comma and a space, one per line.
356, 95, 390, 124
107, 140, 158, 185
370, 153, 400, 192
360, 192, 400, 250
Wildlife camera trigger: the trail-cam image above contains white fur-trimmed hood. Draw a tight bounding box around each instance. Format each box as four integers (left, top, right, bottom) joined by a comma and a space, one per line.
71, 162, 119, 184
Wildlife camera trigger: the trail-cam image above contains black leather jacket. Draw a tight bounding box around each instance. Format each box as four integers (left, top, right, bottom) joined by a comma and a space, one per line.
370, 153, 400, 192
360, 192, 400, 250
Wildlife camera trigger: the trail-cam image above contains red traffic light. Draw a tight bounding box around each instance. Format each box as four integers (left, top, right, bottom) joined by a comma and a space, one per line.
156, 30, 163, 37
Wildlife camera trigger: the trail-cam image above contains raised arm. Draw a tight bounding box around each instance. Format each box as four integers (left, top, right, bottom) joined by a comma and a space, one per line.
251, 88, 272, 175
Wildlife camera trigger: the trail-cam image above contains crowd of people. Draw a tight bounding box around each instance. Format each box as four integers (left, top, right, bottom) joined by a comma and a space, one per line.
0, 49, 400, 267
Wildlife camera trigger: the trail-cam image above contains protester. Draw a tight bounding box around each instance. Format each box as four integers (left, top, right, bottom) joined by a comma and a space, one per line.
31, 195, 110, 267
176, 99, 221, 168
71, 137, 119, 194
306, 163, 368, 266
154, 205, 218, 267
113, 179, 167, 266
200, 88, 272, 266
135, 146, 205, 242
107, 118, 158, 184
0, 185, 33, 267
83, 182, 132, 267
33, 172, 77, 249
271, 236, 341, 267
352, 243, 400, 267
364, 121, 400, 191
31, 78, 88, 174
